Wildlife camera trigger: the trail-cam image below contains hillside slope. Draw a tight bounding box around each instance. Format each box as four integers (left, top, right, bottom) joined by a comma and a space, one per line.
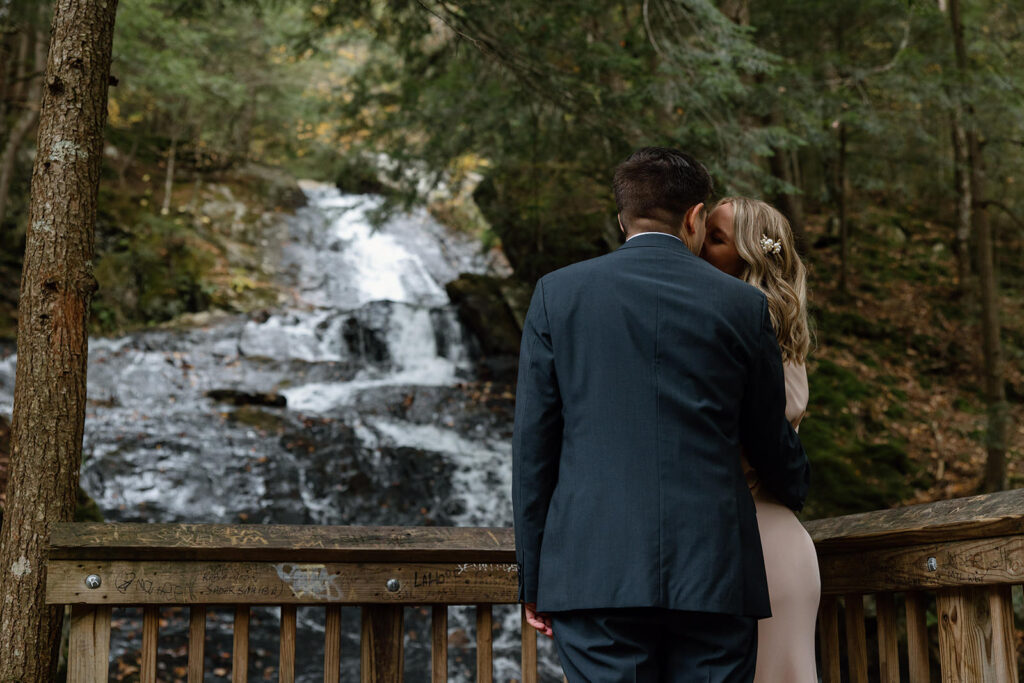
797, 208, 1023, 519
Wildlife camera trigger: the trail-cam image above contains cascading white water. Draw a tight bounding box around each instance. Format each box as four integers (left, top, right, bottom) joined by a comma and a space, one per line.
0, 181, 563, 681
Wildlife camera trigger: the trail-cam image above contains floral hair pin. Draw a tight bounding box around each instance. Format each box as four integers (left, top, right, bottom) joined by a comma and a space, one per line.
760, 234, 782, 256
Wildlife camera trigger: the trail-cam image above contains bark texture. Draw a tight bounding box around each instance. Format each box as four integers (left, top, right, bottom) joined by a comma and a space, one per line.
0, 1, 119, 680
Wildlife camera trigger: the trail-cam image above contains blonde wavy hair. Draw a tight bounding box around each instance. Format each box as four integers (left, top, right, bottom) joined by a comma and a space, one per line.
716, 197, 811, 364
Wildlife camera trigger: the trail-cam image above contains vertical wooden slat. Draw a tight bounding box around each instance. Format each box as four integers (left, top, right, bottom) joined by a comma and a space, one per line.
476, 604, 493, 683
818, 596, 841, 683
188, 606, 206, 683
938, 587, 973, 683
324, 606, 342, 683
906, 591, 930, 683
233, 605, 250, 683
361, 605, 404, 683
279, 605, 296, 683
431, 606, 447, 683
141, 606, 159, 683
875, 593, 900, 683
844, 594, 869, 683
521, 604, 538, 683
67, 605, 111, 683
938, 585, 1019, 683
987, 585, 1018, 683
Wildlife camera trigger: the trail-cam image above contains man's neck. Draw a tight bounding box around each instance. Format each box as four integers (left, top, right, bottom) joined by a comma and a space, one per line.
624, 218, 678, 239
625, 231, 682, 242
622, 218, 700, 253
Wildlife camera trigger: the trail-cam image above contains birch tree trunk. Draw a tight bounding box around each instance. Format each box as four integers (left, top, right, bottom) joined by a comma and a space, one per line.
161, 131, 177, 215
0, 1, 119, 680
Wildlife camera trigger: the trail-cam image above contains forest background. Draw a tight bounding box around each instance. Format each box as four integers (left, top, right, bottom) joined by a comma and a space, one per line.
0, 0, 1022, 520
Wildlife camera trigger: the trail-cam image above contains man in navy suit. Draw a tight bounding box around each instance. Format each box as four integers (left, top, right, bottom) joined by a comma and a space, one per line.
512, 147, 810, 682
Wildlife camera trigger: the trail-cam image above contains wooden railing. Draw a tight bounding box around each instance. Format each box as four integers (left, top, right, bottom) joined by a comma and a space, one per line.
51, 525, 527, 682
804, 487, 1024, 683
48, 488, 1024, 682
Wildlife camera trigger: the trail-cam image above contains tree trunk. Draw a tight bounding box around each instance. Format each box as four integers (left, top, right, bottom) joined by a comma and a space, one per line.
0, 21, 45, 229
10, 27, 31, 105
731, 2, 807, 252
161, 132, 177, 215
829, 19, 850, 293
0, 1, 119, 681
116, 134, 139, 190
973, 153, 1009, 492
837, 120, 849, 294
947, 0, 1009, 492
948, 0, 972, 291
719, 0, 749, 25
950, 108, 972, 290
767, 124, 807, 252
0, 29, 18, 141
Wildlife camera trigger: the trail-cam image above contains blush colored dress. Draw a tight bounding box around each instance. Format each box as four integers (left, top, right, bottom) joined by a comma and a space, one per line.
740, 362, 820, 683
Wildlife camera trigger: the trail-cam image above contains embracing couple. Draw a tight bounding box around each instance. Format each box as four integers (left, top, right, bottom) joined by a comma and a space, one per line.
512, 147, 819, 682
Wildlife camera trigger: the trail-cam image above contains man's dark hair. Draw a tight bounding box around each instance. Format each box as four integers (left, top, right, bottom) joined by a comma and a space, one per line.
613, 147, 713, 230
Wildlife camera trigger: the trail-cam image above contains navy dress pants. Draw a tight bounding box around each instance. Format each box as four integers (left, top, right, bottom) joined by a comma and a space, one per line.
550, 608, 757, 683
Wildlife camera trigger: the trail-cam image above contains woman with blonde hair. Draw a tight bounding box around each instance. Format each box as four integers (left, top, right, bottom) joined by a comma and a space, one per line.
700, 197, 819, 682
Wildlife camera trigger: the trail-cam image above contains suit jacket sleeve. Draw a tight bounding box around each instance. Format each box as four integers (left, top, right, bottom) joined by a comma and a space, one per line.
512, 279, 563, 603
739, 297, 811, 512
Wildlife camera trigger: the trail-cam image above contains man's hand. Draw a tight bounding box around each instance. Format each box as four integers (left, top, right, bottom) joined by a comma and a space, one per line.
524, 602, 553, 638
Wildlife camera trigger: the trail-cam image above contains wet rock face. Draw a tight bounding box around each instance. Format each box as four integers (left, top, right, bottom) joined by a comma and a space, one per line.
206, 389, 287, 407
445, 274, 524, 357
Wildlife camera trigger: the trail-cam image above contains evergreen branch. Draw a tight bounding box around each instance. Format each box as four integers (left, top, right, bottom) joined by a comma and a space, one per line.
981, 200, 1024, 231
642, 0, 666, 59
824, 19, 911, 88
414, 0, 638, 141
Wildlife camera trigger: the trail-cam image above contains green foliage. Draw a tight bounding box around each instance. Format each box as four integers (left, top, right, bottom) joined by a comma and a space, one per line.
317, 0, 802, 276
800, 359, 919, 519
107, 0, 327, 169
91, 212, 215, 332
74, 487, 105, 523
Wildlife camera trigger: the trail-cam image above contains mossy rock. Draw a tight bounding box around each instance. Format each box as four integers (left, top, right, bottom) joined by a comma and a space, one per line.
228, 406, 290, 433
333, 156, 389, 196
240, 163, 307, 210
446, 274, 525, 357
75, 486, 104, 523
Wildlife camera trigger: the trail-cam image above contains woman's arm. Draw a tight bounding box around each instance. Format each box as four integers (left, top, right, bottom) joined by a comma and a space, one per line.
784, 362, 808, 431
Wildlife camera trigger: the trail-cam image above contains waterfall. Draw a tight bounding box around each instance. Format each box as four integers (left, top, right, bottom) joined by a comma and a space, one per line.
0, 181, 562, 681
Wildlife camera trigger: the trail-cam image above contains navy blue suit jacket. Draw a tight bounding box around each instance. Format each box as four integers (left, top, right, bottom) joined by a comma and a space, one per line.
512, 233, 810, 618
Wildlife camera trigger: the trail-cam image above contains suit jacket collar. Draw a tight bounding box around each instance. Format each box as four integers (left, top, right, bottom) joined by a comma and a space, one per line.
618, 232, 696, 257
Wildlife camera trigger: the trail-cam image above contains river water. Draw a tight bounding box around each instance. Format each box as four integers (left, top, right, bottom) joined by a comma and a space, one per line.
0, 181, 561, 681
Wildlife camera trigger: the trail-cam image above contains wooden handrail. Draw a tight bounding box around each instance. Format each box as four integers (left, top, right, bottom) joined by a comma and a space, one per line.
48, 523, 515, 562
805, 487, 1024, 552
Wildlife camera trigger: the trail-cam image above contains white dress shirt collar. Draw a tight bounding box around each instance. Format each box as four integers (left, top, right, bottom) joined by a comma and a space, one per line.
625, 231, 683, 243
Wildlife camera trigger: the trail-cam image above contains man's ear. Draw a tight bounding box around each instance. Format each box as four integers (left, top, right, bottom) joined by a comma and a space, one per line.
617, 214, 625, 235
683, 203, 705, 235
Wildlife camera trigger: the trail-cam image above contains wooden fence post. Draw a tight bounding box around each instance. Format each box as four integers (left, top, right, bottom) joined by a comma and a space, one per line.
937, 585, 1018, 683
67, 605, 111, 683
361, 605, 404, 683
